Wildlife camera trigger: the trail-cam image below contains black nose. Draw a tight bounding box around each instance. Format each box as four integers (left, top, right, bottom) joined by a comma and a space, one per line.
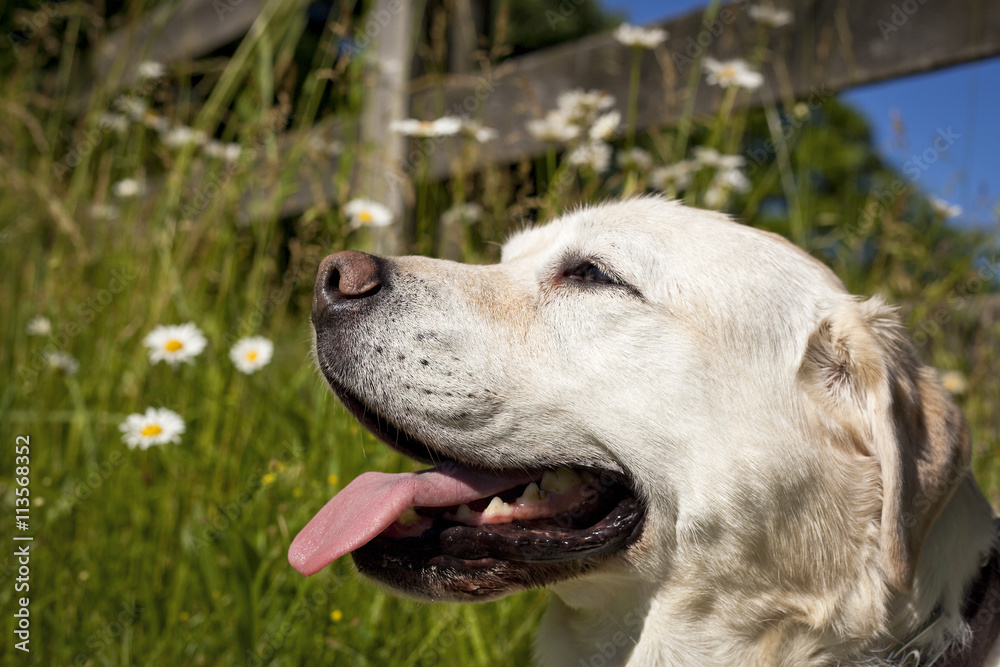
314, 250, 383, 312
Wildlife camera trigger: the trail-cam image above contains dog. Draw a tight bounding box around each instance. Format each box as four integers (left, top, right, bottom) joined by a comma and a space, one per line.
290, 196, 1000, 666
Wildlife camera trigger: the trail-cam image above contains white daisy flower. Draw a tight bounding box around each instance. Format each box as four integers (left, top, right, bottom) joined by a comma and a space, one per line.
527, 115, 580, 143
715, 167, 751, 192
345, 199, 393, 228
650, 161, 697, 192
704, 182, 730, 209
137, 60, 165, 81
568, 141, 612, 172
112, 178, 144, 199
557, 89, 616, 126
229, 336, 274, 375
930, 196, 963, 219
703, 58, 764, 90
162, 126, 208, 148
97, 112, 129, 134
749, 6, 793, 28
90, 203, 121, 221
144, 113, 171, 134
617, 147, 654, 172
114, 95, 147, 121
27, 316, 52, 336
441, 202, 483, 227
557, 89, 615, 116
143, 322, 208, 368
119, 407, 185, 450
389, 116, 463, 138
613, 23, 669, 49
44, 350, 79, 375
459, 119, 499, 143
305, 135, 342, 158
703, 168, 751, 209
693, 147, 746, 170
589, 111, 621, 141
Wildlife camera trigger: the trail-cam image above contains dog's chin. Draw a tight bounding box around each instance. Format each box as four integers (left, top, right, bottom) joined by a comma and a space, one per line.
324, 375, 647, 601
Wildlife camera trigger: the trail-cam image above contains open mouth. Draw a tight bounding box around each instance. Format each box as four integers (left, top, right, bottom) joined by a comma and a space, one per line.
288, 380, 646, 600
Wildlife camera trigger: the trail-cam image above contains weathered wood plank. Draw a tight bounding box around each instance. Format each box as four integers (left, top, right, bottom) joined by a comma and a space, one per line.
413, 0, 1000, 178
93, 0, 266, 82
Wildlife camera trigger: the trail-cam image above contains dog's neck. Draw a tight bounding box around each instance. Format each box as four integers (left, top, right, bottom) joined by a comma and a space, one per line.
534, 476, 998, 667
894, 523, 1000, 667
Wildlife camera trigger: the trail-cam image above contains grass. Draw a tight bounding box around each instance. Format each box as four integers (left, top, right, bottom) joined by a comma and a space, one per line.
1, 2, 998, 666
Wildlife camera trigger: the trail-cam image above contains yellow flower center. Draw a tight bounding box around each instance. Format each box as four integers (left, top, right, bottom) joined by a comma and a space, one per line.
141, 424, 163, 437
720, 66, 737, 80
165, 339, 183, 352
358, 211, 373, 223
246, 351, 258, 361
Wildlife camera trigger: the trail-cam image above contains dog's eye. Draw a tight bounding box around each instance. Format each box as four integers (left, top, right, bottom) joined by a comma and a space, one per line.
566, 262, 615, 284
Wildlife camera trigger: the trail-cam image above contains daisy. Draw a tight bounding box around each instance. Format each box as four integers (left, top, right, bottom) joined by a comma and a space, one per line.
162, 126, 208, 148
613, 23, 669, 49
90, 203, 121, 221
389, 116, 463, 138
44, 350, 79, 375
930, 196, 963, 219
229, 336, 274, 374
458, 119, 499, 143
137, 60, 165, 81
143, 322, 207, 368
616, 147, 654, 172
703, 58, 764, 90
112, 178, 144, 199
693, 147, 746, 170
114, 95, 147, 121
344, 199, 393, 229
649, 162, 697, 192
567, 141, 612, 172
441, 202, 483, 227
557, 89, 616, 126
715, 167, 751, 193
527, 115, 580, 143
27, 316, 52, 336
749, 6, 793, 28
97, 112, 129, 134
120, 407, 185, 450
304, 135, 342, 158
589, 111, 621, 141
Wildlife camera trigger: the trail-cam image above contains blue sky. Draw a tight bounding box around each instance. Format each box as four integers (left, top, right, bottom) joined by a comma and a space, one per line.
602, 0, 999, 228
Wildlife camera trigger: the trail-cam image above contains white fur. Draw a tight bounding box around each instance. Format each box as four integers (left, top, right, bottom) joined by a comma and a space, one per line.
340, 197, 998, 666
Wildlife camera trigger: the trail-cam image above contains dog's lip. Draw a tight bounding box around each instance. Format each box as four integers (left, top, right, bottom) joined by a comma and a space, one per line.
292, 374, 645, 582
288, 464, 542, 576
324, 375, 442, 464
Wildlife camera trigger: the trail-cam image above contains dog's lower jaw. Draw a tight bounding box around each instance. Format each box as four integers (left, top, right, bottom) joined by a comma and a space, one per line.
533, 476, 997, 667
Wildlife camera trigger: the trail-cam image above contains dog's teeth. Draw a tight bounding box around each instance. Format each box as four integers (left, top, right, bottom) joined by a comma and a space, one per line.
483, 496, 513, 518
396, 507, 420, 527
516, 482, 546, 504
540, 468, 583, 494
455, 503, 475, 521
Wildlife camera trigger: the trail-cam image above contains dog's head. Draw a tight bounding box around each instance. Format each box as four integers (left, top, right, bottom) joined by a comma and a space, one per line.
289, 197, 968, 605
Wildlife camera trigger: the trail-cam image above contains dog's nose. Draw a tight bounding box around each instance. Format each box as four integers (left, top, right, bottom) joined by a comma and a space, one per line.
315, 251, 383, 308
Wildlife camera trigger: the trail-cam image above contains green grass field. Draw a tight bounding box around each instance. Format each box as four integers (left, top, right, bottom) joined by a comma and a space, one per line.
2, 2, 998, 666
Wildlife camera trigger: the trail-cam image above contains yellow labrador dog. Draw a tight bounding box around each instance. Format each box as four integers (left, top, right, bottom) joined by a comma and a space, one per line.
290, 197, 1000, 666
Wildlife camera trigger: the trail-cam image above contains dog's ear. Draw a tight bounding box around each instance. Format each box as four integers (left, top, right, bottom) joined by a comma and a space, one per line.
798, 297, 970, 591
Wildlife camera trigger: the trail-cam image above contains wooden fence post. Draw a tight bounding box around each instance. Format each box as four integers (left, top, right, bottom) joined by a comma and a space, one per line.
357, 0, 413, 256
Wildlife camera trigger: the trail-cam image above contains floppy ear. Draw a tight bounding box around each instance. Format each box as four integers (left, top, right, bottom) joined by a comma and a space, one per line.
798, 297, 970, 591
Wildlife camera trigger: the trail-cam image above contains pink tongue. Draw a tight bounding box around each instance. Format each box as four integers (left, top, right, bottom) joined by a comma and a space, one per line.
288, 465, 536, 576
